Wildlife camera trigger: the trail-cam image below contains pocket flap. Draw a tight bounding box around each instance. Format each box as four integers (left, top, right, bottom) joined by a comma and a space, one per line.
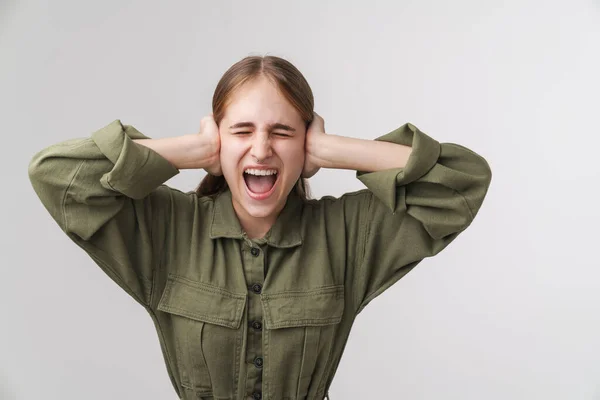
262, 285, 344, 329
157, 274, 246, 329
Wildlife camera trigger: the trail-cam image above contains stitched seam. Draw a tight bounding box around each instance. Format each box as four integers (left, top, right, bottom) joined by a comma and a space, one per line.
308, 188, 372, 206
353, 191, 373, 310
61, 159, 86, 232
263, 296, 343, 327
261, 285, 343, 299
158, 305, 239, 327
296, 327, 308, 398
232, 312, 244, 399
167, 274, 245, 299
264, 322, 271, 398
55, 138, 94, 151
409, 182, 476, 223
149, 192, 162, 307
268, 318, 343, 328
262, 293, 344, 300
444, 142, 490, 217
197, 322, 212, 389
104, 147, 151, 193
453, 188, 475, 221
150, 187, 173, 306
162, 277, 245, 325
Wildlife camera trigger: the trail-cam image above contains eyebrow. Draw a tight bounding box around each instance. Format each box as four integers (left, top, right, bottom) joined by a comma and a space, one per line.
229, 121, 296, 132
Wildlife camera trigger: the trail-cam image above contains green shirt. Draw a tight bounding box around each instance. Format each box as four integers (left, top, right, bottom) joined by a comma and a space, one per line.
28, 119, 492, 400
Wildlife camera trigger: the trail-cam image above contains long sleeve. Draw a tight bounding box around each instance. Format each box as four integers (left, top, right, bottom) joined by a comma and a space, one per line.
28, 119, 180, 307
350, 123, 492, 314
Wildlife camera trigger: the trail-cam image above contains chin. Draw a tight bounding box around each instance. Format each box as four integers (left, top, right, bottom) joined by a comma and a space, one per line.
243, 202, 280, 219
240, 187, 287, 218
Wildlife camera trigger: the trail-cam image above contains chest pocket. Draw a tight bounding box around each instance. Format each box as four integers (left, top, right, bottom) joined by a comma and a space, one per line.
261, 285, 344, 398
157, 274, 246, 399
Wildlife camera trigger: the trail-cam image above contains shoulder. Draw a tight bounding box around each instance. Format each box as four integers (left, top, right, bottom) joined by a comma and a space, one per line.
299, 189, 374, 234
149, 185, 216, 219
303, 188, 373, 212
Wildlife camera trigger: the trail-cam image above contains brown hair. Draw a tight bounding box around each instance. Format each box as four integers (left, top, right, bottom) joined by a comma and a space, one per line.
195, 55, 314, 199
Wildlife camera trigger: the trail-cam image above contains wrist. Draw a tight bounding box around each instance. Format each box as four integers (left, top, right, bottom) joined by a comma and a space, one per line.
311, 134, 351, 170
183, 133, 219, 170
308, 133, 336, 169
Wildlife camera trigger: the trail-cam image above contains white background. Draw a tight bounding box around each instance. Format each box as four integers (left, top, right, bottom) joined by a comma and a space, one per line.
2, 0, 599, 398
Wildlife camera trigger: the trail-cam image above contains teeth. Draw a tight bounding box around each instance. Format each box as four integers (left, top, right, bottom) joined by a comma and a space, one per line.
244, 168, 278, 176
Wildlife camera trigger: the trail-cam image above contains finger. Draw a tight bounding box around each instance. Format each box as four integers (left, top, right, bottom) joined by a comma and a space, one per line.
313, 113, 324, 130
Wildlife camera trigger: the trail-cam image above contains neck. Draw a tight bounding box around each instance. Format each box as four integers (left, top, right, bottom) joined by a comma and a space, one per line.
240, 215, 274, 240
233, 202, 280, 240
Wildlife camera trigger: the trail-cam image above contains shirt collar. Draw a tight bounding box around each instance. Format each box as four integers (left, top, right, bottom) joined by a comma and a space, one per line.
209, 188, 303, 248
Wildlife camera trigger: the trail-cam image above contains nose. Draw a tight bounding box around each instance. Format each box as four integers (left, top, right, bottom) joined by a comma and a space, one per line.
250, 132, 272, 162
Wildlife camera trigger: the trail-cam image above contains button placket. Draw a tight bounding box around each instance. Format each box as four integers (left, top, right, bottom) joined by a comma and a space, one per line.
242, 240, 266, 397
251, 320, 262, 331
251, 283, 262, 294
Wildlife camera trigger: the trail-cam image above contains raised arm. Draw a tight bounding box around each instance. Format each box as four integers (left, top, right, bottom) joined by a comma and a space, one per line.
28, 118, 219, 307
306, 116, 492, 314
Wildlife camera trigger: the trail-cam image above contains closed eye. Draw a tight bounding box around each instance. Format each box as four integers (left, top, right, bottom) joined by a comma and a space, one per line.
232, 131, 292, 137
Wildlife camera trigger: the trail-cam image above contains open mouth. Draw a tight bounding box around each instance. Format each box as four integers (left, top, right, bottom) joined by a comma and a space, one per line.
243, 168, 279, 200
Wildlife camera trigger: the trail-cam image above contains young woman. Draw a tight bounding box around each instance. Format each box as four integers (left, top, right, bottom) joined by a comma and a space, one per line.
29, 55, 492, 400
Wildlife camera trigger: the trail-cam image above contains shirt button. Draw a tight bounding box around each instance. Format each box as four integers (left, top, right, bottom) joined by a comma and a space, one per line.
251, 320, 262, 331
250, 247, 260, 257
251, 283, 262, 294
251, 392, 262, 400
253, 356, 263, 368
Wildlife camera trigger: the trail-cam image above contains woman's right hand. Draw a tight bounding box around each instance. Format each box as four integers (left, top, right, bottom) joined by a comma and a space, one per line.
132, 115, 222, 171
199, 114, 222, 176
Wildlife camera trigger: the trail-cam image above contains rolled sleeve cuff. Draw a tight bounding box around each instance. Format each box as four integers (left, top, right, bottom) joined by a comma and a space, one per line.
356, 123, 441, 212
91, 119, 180, 199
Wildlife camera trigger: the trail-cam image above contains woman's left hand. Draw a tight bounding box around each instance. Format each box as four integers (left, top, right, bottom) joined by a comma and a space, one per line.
302, 112, 327, 178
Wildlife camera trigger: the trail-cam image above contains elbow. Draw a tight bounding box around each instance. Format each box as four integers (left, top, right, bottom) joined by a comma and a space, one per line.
27, 149, 72, 231
27, 148, 69, 206
28, 150, 47, 190
480, 156, 493, 188
27, 147, 62, 194
464, 155, 492, 220
443, 143, 493, 221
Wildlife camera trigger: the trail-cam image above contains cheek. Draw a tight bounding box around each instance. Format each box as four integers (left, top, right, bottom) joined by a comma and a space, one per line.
279, 143, 305, 174
219, 139, 242, 178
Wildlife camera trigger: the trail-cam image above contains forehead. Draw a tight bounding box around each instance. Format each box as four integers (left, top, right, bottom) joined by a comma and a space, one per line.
223, 77, 303, 125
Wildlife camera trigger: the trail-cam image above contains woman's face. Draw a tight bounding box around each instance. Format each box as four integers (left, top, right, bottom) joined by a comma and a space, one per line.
218, 75, 306, 222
